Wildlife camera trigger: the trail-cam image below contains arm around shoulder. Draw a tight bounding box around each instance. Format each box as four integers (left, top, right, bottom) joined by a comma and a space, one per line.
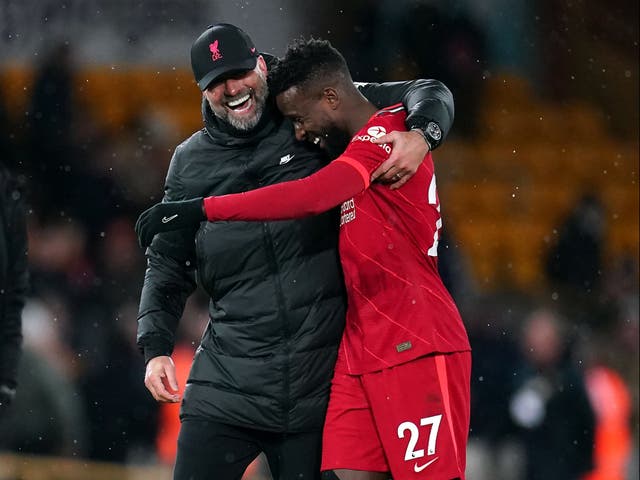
357, 79, 454, 149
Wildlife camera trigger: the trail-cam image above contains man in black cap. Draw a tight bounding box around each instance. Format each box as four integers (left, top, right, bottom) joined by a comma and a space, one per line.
136, 23, 455, 479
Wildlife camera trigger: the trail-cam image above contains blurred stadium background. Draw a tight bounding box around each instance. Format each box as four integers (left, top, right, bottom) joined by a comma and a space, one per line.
0, 0, 638, 479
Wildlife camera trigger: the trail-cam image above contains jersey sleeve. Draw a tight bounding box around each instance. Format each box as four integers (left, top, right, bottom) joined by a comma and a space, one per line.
204, 159, 367, 221
338, 119, 394, 177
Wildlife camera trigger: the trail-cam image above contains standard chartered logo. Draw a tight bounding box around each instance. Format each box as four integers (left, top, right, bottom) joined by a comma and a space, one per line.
340, 198, 356, 226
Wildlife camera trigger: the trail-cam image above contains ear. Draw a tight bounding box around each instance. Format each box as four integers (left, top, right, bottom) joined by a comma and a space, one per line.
257, 55, 268, 76
323, 87, 340, 110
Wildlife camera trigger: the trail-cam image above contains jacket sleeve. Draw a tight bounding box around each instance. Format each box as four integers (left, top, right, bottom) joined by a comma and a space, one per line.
136, 146, 199, 363
0, 182, 29, 389
357, 79, 455, 147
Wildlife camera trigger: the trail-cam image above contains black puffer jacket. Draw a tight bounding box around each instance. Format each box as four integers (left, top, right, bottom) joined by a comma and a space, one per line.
0, 164, 28, 395
137, 79, 454, 432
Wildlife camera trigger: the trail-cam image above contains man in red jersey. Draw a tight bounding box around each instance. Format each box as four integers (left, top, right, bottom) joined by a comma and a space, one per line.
136, 38, 471, 480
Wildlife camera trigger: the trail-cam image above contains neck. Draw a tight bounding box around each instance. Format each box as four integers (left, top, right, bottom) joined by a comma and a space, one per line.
343, 94, 378, 137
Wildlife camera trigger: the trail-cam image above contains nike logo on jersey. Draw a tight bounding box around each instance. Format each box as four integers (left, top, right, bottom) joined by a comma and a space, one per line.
279, 153, 295, 165
414, 457, 438, 472
161, 214, 179, 223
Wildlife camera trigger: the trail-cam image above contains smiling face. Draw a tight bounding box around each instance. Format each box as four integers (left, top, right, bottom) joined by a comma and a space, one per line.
276, 85, 351, 154
203, 55, 269, 131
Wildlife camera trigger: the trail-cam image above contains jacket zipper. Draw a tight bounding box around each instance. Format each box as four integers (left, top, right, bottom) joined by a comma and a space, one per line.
261, 221, 291, 431
246, 144, 291, 431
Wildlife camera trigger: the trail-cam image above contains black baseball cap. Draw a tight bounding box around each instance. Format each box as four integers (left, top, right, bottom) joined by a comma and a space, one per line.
191, 23, 259, 91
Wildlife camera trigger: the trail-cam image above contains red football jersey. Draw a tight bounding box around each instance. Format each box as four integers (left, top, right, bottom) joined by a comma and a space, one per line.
204, 105, 471, 375
333, 105, 470, 374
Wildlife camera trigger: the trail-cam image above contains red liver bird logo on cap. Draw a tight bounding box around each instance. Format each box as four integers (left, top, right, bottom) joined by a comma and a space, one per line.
210, 40, 223, 61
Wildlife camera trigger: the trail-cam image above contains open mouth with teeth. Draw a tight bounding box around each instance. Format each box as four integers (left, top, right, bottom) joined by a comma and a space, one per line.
226, 92, 254, 113
309, 135, 326, 149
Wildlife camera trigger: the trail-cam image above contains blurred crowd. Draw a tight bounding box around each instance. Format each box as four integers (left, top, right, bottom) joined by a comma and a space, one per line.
0, 1, 638, 479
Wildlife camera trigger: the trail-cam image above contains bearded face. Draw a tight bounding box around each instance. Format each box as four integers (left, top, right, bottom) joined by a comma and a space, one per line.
204, 61, 269, 131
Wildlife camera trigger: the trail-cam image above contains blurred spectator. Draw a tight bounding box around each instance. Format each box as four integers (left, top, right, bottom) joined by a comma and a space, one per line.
81, 300, 158, 463
508, 308, 595, 480
583, 363, 633, 480
599, 254, 639, 414
26, 42, 76, 217
0, 298, 88, 457
465, 293, 528, 480
16, 215, 158, 463
0, 162, 28, 417
26, 41, 124, 234
546, 193, 606, 297
575, 277, 637, 480
27, 219, 96, 311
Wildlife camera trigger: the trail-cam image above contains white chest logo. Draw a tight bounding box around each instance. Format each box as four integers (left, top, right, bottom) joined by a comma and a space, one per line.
367, 126, 386, 138
279, 153, 295, 165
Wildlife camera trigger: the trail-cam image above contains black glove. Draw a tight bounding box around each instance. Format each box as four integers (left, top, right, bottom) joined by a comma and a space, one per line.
135, 197, 205, 248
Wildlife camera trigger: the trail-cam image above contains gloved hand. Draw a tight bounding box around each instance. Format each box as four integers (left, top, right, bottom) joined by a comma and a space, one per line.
135, 197, 205, 248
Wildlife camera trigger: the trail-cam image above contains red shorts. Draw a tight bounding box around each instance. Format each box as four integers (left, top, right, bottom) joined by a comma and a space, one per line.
322, 351, 471, 479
